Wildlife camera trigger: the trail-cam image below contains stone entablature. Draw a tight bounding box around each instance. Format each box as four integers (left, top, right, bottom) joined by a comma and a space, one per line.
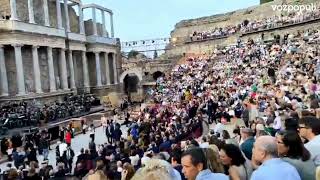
0, 32, 66, 48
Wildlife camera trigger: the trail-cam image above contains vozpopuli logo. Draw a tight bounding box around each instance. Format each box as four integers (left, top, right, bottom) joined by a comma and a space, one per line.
271, 3, 317, 12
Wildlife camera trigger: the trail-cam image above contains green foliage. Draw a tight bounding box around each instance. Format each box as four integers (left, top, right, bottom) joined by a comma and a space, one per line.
260, 0, 274, 4
128, 50, 139, 58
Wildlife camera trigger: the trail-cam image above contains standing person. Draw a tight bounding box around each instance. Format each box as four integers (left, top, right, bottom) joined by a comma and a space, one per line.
106, 120, 114, 143
56, 141, 62, 164
101, 114, 108, 132
113, 123, 122, 143
206, 97, 217, 124
88, 138, 96, 157
45, 129, 52, 150
59, 127, 65, 142
88, 124, 95, 142
41, 133, 49, 161
62, 146, 75, 173
114, 111, 119, 124
251, 136, 301, 180
81, 117, 87, 134
65, 130, 72, 147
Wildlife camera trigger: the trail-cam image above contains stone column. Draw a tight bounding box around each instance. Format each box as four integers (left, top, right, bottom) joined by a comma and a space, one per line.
112, 53, 118, 84
101, 10, 107, 37
79, 4, 85, 34
0, 45, 9, 96
82, 51, 90, 88
68, 50, 76, 89
110, 13, 114, 38
56, 0, 63, 29
104, 52, 110, 85
28, 0, 35, 23
92, 7, 97, 36
43, 0, 50, 26
47, 47, 56, 92
64, 0, 71, 32
32, 46, 42, 93
94, 52, 102, 87
59, 48, 68, 90
10, 0, 18, 20
13, 44, 26, 95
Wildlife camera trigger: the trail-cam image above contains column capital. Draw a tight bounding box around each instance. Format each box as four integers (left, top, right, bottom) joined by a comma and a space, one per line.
32, 45, 40, 49
0, 44, 4, 48
11, 43, 23, 47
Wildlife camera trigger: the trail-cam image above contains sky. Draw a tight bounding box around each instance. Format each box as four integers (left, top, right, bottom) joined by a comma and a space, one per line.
82, 0, 260, 42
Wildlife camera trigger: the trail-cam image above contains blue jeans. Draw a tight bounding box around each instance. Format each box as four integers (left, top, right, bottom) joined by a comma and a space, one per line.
43, 148, 49, 160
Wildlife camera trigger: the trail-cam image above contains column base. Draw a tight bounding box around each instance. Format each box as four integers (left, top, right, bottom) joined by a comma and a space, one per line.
35, 90, 43, 94
10, 17, 18, 21
0, 93, 9, 97
50, 89, 57, 93
16, 93, 27, 96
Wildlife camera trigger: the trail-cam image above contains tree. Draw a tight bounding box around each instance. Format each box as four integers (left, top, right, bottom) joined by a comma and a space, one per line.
260, 0, 273, 4
128, 50, 139, 59
153, 50, 158, 59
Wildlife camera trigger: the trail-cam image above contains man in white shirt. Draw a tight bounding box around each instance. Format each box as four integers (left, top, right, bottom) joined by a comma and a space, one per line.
273, 111, 282, 131
101, 114, 107, 132
299, 116, 320, 166
58, 141, 67, 159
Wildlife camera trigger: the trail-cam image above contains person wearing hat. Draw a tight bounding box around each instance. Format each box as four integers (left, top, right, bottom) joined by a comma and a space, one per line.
240, 128, 255, 160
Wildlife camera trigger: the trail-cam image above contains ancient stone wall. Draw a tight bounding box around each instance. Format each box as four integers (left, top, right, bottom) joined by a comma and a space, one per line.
100, 53, 106, 85
108, 55, 115, 84
4, 46, 16, 96
74, 51, 84, 88
84, 20, 104, 36
87, 52, 96, 87
38, 47, 50, 92
21, 46, 35, 93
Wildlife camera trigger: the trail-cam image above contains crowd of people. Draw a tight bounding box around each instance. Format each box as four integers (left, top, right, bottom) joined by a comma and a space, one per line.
190, 6, 320, 42
0, 94, 97, 130
1, 10, 320, 180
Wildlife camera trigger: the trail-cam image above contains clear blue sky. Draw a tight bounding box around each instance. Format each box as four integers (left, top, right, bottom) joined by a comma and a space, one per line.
83, 0, 259, 42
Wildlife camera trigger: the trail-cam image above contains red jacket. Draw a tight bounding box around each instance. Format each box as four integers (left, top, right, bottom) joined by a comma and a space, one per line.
65, 132, 72, 144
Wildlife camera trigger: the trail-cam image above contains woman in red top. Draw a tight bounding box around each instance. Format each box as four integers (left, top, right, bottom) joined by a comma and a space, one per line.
65, 130, 72, 146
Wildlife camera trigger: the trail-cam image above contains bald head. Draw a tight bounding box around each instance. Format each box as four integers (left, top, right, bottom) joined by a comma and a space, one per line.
253, 136, 278, 163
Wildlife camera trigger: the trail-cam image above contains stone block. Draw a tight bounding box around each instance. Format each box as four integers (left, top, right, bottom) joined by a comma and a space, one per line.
0, 0, 10, 19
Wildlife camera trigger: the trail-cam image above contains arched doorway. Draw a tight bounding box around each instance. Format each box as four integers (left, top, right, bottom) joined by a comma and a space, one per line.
123, 74, 140, 102
152, 71, 164, 81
